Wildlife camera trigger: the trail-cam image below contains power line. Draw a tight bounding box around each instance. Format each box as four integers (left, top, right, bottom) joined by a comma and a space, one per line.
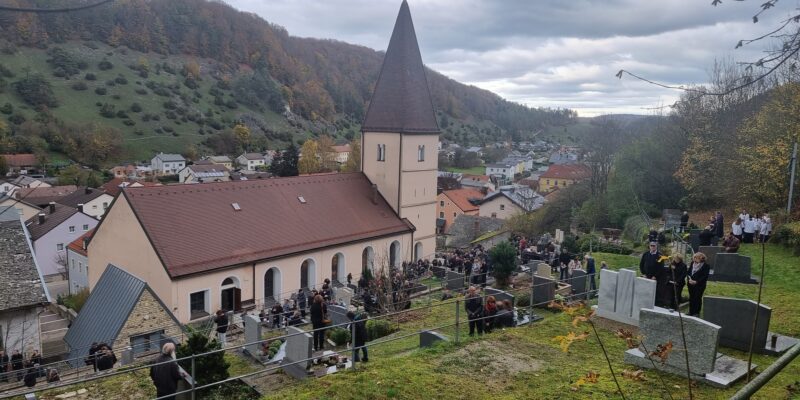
0, 0, 114, 13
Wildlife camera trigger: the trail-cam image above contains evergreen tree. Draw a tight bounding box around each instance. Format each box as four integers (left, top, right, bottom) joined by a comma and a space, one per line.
177, 328, 229, 390
489, 241, 517, 288
270, 143, 299, 177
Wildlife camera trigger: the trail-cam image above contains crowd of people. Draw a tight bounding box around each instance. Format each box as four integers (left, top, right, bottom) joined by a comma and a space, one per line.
639, 242, 710, 317
0, 348, 59, 387
697, 209, 773, 248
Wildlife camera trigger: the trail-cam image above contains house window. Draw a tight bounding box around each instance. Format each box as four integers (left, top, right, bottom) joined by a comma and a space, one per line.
92, 205, 98, 210
69, 226, 75, 233
439, 212, 444, 218
500, 204, 505, 211
418, 145, 425, 162
547, 180, 551, 185
190, 290, 209, 319
130, 330, 165, 355
453, 212, 457, 217
57, 243, 64, 251
555, 181, 559, 186
71, 259, 75, 269
377, 144, 386, 162
440, 200, 444, 207
78, 262, 83, 273
491, 213, 497, 218
83, 224, 89, 231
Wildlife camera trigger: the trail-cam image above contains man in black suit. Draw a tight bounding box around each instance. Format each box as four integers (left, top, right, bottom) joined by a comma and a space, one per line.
640, 242, 667, 307
698, 226, 714, 247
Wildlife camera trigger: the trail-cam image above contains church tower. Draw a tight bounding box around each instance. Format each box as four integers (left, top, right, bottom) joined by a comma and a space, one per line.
361, 0, 439, 261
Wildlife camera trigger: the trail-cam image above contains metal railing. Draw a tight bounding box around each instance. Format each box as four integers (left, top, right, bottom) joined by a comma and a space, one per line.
2, 269, 599, 399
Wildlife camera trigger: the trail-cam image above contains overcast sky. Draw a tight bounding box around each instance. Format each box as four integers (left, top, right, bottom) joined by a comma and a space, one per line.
227, 0, 789, 116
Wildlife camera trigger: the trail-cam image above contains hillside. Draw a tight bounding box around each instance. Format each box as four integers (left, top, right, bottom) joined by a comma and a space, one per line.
0, 0, 577, 164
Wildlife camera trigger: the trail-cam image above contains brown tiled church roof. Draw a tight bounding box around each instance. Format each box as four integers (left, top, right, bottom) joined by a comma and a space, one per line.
121, 173, 414, 278
361, 1, 439, 134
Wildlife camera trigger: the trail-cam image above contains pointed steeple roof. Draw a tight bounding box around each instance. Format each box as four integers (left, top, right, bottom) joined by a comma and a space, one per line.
362, 1, 440, 134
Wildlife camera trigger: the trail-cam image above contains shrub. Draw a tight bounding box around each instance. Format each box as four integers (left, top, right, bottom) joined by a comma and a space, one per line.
111, 94, 121, 100
225, 99, 238, 109
162, 125, 174, 133
172, 132, 180, 137
163, 100, 176, 110
366, 319, 395, 341
71, 82, 88, 91
577, 234, 633, 255
327, 327, 351, 346
772, 221, 800, 255
105, 80, 116, 87
165, 110, 177, 120
84, 72, 96, 81
122, 119, 135, 126
184, 77, 198, 89
139, 70, 148, 78
8, 113, 25, 125
0, 64, 14, 78
154, 127, 163, 134
134, 129, 144, 136
115, 110, 128, 118
135, 88, 147, 95
99, 103, 115, 118
0, 103, 12, 114
490, 241, 517, 288
114, 75, 128, 85
516, 296, 530, 307
62, 288, 90, 312
95, 87, 107, 95
12, 73, 58, 108
98, 60, 113, 70
130, 103, 142, 113
177, 329, 229, 390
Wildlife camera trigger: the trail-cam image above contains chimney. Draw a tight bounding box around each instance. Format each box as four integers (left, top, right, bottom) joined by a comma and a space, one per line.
85, 187, 92, 195
38, 213, 46, 225
371, 184, 379, 205
77, 203, 84, 213
48, 202, 56, 214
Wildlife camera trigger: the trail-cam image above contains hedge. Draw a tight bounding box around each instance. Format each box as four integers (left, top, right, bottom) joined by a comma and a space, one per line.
772, 221, 800, 255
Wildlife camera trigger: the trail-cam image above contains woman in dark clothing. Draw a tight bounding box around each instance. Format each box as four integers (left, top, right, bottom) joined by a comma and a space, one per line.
297, 289, 307, 318
347, 311, 369, 362
496, 301, 515, 328
149, 343, 183, 400
484, 296, 497, 333
309, 294, 327, 351
95, 344, 117, 371
464, 287, 484, 336
687, 252, 711, 317
23, 365, 36, 388
667, 254, 688, 310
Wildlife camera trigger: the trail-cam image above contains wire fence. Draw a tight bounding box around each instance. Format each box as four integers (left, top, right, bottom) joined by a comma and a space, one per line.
0, 268, 599, 399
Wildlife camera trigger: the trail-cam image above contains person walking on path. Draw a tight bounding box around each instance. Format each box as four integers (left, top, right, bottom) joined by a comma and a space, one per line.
214, 310, 229, 347
150, 342, 185, 400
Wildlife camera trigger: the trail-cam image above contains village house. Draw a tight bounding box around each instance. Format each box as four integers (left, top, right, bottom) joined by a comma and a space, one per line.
88, 1, 438, 324
109, 164, 150, 180
236, 153, 269, 171
25, 203, 99, 279
485, 162, 515, 182
1, 176, 51, 197
332, 144, 352, 164
100, 178, 160, 198
64, 265, 183, 366
479, 185, 545, 219
0, 207, 50, 356
436, 188, 483, 233
206, 155, 233, 169
150, 153, 186, 176
15, 185, 78, 208
178, 163, 231, 184
1, 153, 39, 175
538, 164, 591, 193
0, 195, 42, 221
461, 174, 495, 192
66, 230, 92, 295
56, 187, 114, 220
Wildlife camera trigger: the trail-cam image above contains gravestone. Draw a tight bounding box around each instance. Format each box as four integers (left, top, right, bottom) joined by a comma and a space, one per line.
570, 269, 588, 299
446, 270, 465, 291
431, 265, 447, 279
120, 346, 133, 366
282, 326, 313, 379
333, 287, 354, 306
703, 296, 799, 355
710, 253, 757, 284
555, 229, 564, 244
688, 229, 701, 252
327, 304, 350, 328
663, 209, 682, 229
536, 262, 552, 278
244, 315, 262, 357
698, 246, 724, 267
485, 287, 515, 308
624, 308, 755, 388
532, 275, 556, 307
595, 268, 657, 326
419, 330, 449, 348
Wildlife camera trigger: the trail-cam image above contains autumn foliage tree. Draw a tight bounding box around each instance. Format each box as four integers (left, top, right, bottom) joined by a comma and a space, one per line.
298, 139, 321, 175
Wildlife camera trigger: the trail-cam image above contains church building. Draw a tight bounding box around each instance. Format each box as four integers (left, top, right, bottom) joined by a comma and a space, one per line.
87, 1, 439, 324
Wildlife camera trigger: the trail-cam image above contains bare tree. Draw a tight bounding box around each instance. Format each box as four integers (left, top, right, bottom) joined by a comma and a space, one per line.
583, 117, 626, 195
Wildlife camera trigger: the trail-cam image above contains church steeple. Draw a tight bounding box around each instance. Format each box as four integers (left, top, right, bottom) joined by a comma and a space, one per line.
362, 1, 439, 134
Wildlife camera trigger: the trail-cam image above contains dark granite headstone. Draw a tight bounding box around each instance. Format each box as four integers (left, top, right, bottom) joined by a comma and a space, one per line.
446, 270, 466, 291
710, 253, 757, 284
532, 275, 556, 307
698, 246, 724, 267
431, 265, 447, 279
688, 229, 701, 252
570, 269, 588, 299
703, 296, 770, 353
419, 330, 449, 348
485, 287, 515, 308
327, 304, 350, 327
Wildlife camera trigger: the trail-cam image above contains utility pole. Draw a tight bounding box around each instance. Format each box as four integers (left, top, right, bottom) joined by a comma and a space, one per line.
789, 140, 798, 214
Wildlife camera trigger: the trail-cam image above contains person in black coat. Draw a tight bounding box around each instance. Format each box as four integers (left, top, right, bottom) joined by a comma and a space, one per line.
95, 344, 117, 371
0, 350, 10, 382
149, 342, 184, 400
23, 365, 36, 388
666, 254, 688, 310
687, 252, 711, 316
11, 350, 23, 381
309, 294, 328, 351
297, 289, 307, 318
640, 242, 668, 307
214, 310, 229, 346
496, 300, 515, 328
347, 311, 369, 362
698, 226, 714, 247
714, 211, 724, 239
464, 287, 484, 336
680, 211, 689, 232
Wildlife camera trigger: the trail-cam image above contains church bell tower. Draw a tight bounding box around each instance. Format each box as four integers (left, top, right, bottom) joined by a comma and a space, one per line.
361, 0, 439, 261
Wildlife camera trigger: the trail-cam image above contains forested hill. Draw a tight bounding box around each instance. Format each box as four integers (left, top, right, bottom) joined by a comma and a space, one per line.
0, 0, 575, 139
